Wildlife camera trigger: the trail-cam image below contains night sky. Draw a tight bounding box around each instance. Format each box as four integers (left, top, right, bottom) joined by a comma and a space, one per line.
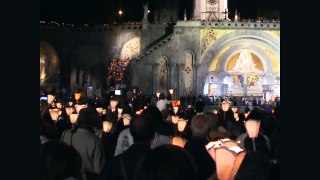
40, 0, 280, 24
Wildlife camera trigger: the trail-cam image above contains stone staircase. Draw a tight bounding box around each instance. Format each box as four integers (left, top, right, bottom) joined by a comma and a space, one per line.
135, 33, 174, 61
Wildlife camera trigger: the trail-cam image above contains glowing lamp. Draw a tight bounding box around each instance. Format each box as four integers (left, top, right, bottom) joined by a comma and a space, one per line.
215, 146, 237, 180
171, 115, 179, 124
245, 119, 261, 151
173, 107, 179, 114
171, 136, 186, 148
156, 92, 160, 98
96, 107, 103, 114
169, 89, 174, 95
65, 107, 73, 116
47, 94, 55, 105
245, 120, 260, 138
69, 113, 78, 124
229, 152, 246, 179
75, 104, 87, 113
103, 121, 113, 133
171, 100, 180, 107
49, 109, 60, 121
68, 101, 73, 107
74, 93, 81, 102
177, 119, 187, 132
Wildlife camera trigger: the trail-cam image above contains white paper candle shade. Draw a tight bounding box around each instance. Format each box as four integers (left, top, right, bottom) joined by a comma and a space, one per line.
65, 107, 73, 116
68, 101, 73, 107
103, 121, 113, 133
173, 107, 179, 114
49, 109, 60, 121
171, 136, 186, 148
70, 113, 79, 124
215, 147, 237, 180
171, 115, 179, 124
177, 119, 187, 132
245, 120, 261, 138
47, 94, 55, 105
75, 105, 87, 114
169, 89, 174, 95
96, 107, 103, 114
231, 107, 238, 113
123, 117, 131, 126
229, 152, 246, 180
74, 93, 81, 101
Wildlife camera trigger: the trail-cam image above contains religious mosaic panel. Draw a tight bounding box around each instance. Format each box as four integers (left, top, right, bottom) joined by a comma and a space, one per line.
120, 37, 141, 61
182, 52, 193, 96
200, 29, 234, 56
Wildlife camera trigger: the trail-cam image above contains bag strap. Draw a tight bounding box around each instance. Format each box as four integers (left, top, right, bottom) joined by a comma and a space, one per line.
120, 156, 128, 180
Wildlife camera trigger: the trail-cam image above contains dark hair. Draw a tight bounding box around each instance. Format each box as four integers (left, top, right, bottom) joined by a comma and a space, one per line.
247, 109, 263, 121
130, 112, 155, 143
71, 107, 99, 133
194, 101, 205, 113
40, 140, 82, 180
141, 105, 163, 127
135, 144, 198, 180
159, 93, 166, 100
190, 114, 211, 137
234, 150, 271, 180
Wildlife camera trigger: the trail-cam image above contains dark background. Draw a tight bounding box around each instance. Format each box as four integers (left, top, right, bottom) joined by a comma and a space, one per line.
40, 0, 280, 24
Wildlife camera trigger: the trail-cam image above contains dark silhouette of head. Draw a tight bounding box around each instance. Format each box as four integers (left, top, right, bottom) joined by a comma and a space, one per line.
141, 105, 163, 127
159, 93, 166, 100
72, 107, 99, 133
135, 144, 198, 180
130, 112, 156, 144
190, 114, 211, 138
234, 150, 271, 180
40, 140, 82, 180
194, 101, 205, 113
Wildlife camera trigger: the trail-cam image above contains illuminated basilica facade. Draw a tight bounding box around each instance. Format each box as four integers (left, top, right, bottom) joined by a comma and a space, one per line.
40, 0, 280, 99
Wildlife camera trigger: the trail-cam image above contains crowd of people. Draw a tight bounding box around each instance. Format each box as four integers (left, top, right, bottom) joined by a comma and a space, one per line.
40, 89, 280, 180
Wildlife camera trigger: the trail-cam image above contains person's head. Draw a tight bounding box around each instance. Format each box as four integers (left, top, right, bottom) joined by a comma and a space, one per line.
135, 144, 198, 180
141, 105, 163, 126
221, 99, 231, 111
159, 93, 166, 100
234, 150, 271, 180
73, 107, 99, 132
130, 112, 156, 144
194, 101, 205, 113
190, 114, 211, 138
40, 140, 82, 180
